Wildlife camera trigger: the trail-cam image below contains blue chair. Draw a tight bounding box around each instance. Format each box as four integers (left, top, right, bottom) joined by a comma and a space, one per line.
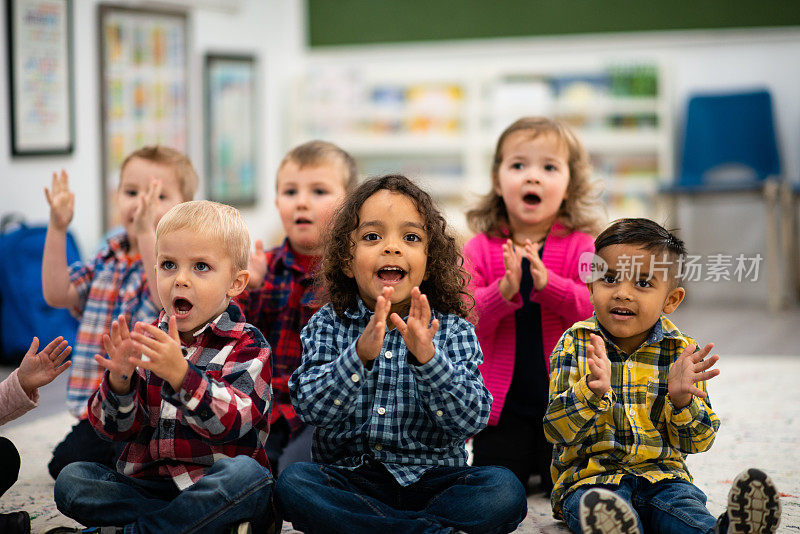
660, 89, 783, 310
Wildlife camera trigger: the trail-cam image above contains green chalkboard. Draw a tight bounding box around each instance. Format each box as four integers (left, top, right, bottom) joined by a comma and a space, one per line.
307, 1, 800, 47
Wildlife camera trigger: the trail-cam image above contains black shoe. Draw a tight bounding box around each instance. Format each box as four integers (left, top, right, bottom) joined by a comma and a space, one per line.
726, 468, 781, 534
579, 488, 641, 534
0, 511, 30, 534
44, 527, 123, 533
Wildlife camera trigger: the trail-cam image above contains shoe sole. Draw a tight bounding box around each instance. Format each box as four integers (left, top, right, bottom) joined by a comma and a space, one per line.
727, 468, 781, 534
579, 488, 641, 534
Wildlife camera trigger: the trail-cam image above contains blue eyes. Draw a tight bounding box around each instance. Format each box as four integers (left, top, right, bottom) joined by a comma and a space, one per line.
195, 262, 210, 272
159, 261, 210, 271
161, 260, 176, 270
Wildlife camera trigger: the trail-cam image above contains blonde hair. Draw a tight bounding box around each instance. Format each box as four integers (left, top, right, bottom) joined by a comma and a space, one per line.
156, 200, 250, 272
466, 117, 605, 237
120, 145, 198, 201
278, 140, 358, 192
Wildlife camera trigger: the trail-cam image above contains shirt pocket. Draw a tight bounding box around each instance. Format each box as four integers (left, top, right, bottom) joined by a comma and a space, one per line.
646, 377, 668, 435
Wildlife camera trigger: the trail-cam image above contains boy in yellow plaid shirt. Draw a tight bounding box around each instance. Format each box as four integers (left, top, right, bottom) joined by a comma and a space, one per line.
544, 218, 781, 534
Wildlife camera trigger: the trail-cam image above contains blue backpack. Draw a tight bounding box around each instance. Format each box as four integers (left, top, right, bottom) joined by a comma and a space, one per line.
0, 214, 81, 364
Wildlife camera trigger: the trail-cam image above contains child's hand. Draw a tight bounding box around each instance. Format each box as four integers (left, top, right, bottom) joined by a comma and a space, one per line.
44, 169, 74, 231
390, 287, 439, 365
356, 286, 392, 366
94, 315, 139, 394
523, 239, 548, 291
587, 333, 611, 398
131, 177, 161, 236
668, 343, 720, 409
246, 239, 267, 290
17, 336, 72, 396
129, 316, 189, 392
498, 239, 523, 301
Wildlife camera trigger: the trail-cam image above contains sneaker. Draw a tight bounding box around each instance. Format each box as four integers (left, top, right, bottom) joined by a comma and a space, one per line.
44, 527, 123, 534
0, 511, 30, 534
579, 488, 641, 534
725, 468, 781, 534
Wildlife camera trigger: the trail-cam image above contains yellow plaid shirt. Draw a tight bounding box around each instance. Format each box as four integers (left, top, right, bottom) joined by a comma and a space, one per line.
543, 315, 720, 518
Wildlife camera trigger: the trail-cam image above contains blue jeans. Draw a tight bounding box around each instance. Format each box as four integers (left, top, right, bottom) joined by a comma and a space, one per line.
276, 460, 527, 534
561, 476, 718, 534
54, 456, 275, 533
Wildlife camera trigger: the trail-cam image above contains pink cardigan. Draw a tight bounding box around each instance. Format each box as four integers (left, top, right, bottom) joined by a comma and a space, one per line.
463, 223, 595, 425
0, 369, 38, 426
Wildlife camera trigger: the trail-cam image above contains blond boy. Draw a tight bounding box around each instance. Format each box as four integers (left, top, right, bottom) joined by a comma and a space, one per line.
53, 201, 276, 533
43, 146, 197, 479
236, 140, 356, 475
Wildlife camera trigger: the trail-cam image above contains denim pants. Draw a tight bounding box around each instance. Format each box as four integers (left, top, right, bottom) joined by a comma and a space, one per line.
276, 460, 527, 534
54, 456, 274, 534
561, 475, 718, 534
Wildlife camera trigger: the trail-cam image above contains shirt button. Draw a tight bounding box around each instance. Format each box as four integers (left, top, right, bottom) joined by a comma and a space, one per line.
377, 407, 386, 415
351, 373, 360, 383
375, 444, 383, 451
436, 410, 443, 417
333, 399, 341, 406
627, 361, 633, 368
385, 351, 393, 359
629, 407, 636, 416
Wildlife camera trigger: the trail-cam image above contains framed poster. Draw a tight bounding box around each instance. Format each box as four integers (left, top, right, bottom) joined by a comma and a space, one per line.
98, 4, 188, 230
6, 0, 74, 156
204, 53, 257, 206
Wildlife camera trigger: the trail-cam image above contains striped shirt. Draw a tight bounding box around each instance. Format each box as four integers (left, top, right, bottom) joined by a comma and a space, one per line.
544, 315, 720, 518
290, 300, 491, 486
88, 303, 272, 490
67, 232, 158, 418
235, 239, 319, 437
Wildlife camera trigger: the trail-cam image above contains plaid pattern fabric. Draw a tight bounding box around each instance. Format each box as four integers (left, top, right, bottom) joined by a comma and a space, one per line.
290, 300, 491, 486
88, 303, 272, 490
235, 239, 319, 437
67, 233, 158, 418
544, 315, 720, 518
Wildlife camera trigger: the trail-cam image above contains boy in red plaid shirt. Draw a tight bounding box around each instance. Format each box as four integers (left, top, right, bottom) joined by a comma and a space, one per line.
52, 201, 276, 533
237, 140, 356, 475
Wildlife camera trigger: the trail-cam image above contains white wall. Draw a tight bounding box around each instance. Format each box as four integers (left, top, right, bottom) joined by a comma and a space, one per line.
0, 0, 303, 254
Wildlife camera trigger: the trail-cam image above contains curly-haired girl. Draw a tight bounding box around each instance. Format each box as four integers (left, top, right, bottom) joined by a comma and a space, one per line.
279, 174, 527, 534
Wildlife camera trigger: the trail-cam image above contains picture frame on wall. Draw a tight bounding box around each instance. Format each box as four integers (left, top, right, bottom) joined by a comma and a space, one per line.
98, 4, 189, 230
204, 53, 258, 206
6, 0, 74, 156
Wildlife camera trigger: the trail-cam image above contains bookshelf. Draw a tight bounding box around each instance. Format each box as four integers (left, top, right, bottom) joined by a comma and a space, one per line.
288, 60, 672, 235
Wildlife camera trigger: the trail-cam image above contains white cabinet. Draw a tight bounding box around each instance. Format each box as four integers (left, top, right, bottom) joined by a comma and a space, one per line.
288, 60, 672, 235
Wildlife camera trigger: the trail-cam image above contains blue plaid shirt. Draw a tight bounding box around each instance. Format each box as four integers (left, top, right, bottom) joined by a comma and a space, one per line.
290, 299, 491, 486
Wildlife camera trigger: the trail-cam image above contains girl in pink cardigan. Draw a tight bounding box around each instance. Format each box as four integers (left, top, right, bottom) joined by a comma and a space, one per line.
463, 117, 605, 494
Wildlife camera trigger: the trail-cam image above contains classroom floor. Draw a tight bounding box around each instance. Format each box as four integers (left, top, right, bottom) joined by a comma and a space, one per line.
1, 302, 798, 533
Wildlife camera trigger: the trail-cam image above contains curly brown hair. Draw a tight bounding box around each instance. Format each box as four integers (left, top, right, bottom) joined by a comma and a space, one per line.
466, 116, 605, 238
320, 174, 473, 318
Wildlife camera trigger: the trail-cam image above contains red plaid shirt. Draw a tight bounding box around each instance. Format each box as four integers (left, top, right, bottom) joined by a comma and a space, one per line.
235, 239, 320, 438
88, 303, 272, 490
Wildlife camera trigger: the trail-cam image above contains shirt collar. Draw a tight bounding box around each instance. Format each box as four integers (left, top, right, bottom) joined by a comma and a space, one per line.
588, 314, 682, 354
158, 302, 245, 345
271, 238, 310, 275
344, 297, 372, 321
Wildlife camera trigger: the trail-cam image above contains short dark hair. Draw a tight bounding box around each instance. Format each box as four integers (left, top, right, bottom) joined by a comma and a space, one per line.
320, 174, 473, 318
595, 218, 687, 284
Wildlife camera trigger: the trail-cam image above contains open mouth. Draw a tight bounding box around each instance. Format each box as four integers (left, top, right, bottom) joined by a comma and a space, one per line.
173, 297, 193, 317
610, 307, 635, 318
295, 217, 312, 225
377, 266, 406, 282
523, 193, 541, 206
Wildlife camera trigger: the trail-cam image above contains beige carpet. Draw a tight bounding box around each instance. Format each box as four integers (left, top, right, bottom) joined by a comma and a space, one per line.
0, 355, 797, 533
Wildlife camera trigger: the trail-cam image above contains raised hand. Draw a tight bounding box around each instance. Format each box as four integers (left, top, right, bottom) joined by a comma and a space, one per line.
587, 333, 611, 398
131, 177, 161, 236
94, 315, 139, 394
498, 239, 523, 301
17, 336, 72, 396
356, 286, 393, 366
246, 239, 268, 290
523, 239, 549, 291
44, 169, 75, 230
129, 316, 189, 391
668, 343, 720, 409
390, 287, 439, 365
